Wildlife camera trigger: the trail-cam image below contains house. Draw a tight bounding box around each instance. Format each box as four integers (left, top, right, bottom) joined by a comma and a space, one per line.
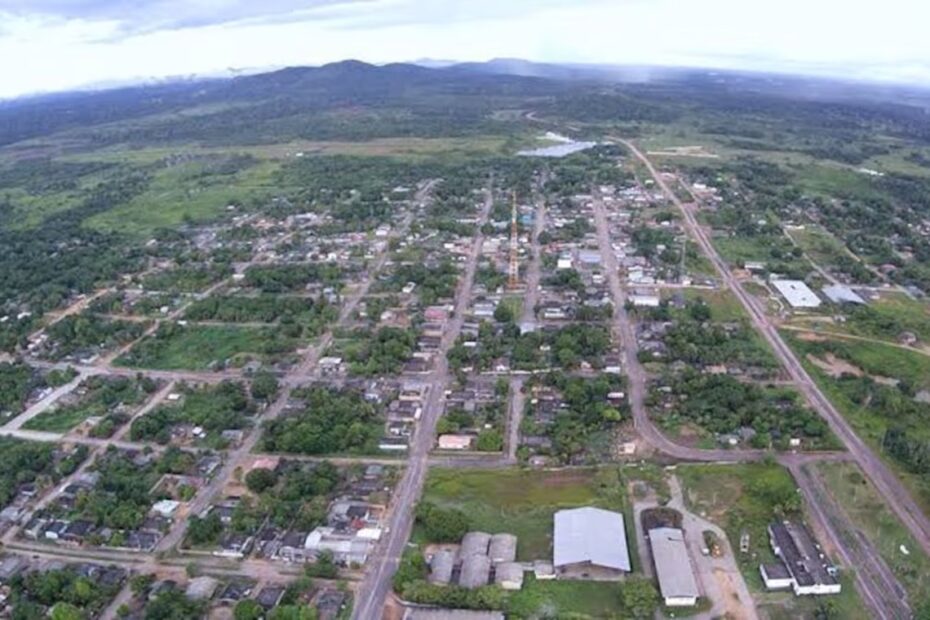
438, 434, 473, 451
151, 499, 180, 518
761, 521, 841, 596
649, 528, 699, 606
315, 589, 348, 620
277, 531, 310, 563
553, 507, 631, 579
256, 585, 285, 609
185, 576, 219, 601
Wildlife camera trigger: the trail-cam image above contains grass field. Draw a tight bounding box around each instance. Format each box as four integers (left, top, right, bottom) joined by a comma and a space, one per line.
115, 324, 296, 370
816, 461, 930, 611
785, 225, 852, 270
23, 405, 94, 432
419, 467, 631, 562
677, 463, 800, 590
680, 288, 747, 322
84, 159, 282, 236
507, 575, 624, 618
677, 463, 868, 615
786, 332, 930, 512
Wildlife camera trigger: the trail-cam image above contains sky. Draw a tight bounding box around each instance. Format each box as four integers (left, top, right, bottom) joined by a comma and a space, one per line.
0, 0, 928, 98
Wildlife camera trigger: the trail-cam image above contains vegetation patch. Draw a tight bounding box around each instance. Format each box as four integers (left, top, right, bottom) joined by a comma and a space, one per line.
115, 323, 297, 370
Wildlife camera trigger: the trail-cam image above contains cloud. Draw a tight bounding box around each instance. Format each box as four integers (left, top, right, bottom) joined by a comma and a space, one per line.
0, 0, 372, 34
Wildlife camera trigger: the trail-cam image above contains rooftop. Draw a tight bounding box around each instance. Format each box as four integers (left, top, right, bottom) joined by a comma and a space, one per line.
553, 507, 630, 572
648, 527, 700, 600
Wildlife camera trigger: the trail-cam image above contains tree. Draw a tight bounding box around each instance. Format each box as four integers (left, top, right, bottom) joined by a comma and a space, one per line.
245, 467, 279, 494
493, 303, 514, 323
234, 599, 264, 620
50, 603, 84, 620
251, 371, 279, 401
306, 550, 338, 578
620, 577, 660, 619
415, 502, 470, 542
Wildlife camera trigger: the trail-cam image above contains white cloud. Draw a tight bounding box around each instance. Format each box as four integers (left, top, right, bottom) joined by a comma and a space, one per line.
0, 0, 928, 98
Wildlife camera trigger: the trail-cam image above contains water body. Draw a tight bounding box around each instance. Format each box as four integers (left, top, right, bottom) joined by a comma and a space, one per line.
517, 138, 598, 158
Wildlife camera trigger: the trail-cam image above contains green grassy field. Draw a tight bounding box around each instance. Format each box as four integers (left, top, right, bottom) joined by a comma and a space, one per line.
84, 160, 282, 236
507, 575, 624, 618
677, 463, 801, 590
115, 324, 296, 370
786, 332, 930, 512
420, 467, 630, 562
816, 461, 930, 610
23, 406, 94, 432
680, 288, 748, 322
785, 225, 852, 269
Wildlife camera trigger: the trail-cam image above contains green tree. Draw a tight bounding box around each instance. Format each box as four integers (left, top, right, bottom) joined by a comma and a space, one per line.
620, 577, 660, 619
250, 371, 280, 401
50, 603, 84, 620
245, 467, 279, 493
234, 599, 264, 620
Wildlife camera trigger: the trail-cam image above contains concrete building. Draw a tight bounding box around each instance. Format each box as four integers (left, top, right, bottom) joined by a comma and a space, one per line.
461, 531, 492, 557
185, 576, 219, 601
821, 285, 866, 305
459, 554, 491, 589
494, 561, 524, 590
429, 549, 456, 585
437, 434, 473, 450
553, 507, 631, 579
761, 521, 841, 596
488, 533, 517, 564
771, 280, 822, 308
630, 294, 661, 308
648, 528, 700, 607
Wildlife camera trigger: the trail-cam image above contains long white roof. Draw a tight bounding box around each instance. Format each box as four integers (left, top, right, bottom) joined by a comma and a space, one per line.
553, 507, 630, 571
649, 528, 699, 599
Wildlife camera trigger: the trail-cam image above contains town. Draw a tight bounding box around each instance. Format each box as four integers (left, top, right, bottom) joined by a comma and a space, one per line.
1, 55, 930, 620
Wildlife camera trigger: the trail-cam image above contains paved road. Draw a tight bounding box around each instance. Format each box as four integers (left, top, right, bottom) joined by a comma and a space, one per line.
3, 371, 89, 431
616, 137, 930, 558
352, 186, 494, 620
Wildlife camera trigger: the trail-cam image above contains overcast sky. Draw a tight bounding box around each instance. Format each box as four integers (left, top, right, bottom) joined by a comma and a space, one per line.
0, 0, 928, 98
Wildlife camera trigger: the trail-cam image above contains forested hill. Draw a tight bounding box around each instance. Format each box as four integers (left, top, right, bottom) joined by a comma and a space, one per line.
0, 60, 563, 148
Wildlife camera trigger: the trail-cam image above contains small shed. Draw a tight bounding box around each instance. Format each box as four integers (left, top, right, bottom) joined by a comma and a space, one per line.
494, 562, 524, 590
429, 549, 456, 585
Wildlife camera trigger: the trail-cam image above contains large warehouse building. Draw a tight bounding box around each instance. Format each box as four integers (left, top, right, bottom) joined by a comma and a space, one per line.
771, 280, 822, 308
648, 527, 700, 607
553, 507, 631, 579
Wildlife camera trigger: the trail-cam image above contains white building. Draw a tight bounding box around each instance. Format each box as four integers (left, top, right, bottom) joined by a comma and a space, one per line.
649, 528, 700, 607
771, 280, 821, 308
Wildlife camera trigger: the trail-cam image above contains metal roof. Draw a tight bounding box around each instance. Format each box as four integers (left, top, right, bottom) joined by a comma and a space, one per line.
821, 285, 866, 305
553, 507, 631, 571
771, 280, 822, 308
648, 528, 699, 600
